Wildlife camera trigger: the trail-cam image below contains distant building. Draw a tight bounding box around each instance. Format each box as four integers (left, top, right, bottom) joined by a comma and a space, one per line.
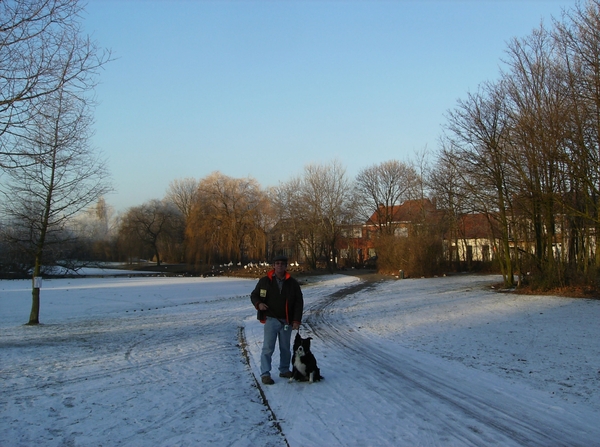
446, 213, 494, 264
269, 198, 501, 269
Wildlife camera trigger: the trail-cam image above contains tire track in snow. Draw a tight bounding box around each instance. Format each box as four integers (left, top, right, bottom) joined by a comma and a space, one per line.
304, 279, 599, 446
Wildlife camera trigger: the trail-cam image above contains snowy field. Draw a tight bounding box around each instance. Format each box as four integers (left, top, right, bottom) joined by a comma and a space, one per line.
1, 272, 599, 446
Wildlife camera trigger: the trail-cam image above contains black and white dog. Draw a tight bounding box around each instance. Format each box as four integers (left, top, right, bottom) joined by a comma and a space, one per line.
290, 332, 323, 383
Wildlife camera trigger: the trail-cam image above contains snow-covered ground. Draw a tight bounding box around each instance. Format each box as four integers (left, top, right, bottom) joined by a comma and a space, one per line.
1, 272, 599, 446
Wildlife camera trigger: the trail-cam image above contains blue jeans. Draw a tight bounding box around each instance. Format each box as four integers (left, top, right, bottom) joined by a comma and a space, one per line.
260, 317, 292, 377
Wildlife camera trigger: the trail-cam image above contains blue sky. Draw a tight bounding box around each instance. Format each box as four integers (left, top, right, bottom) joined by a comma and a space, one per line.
83, 0, 578, 212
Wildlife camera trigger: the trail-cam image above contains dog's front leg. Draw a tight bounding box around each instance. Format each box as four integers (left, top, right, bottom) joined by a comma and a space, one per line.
309, 371, 314, 383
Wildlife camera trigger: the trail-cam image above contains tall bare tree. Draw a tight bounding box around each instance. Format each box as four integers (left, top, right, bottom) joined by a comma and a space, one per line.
165, 177, 198, 222
0, 0, 111, 324
272, 160, 355, 271
354, 160, 419, 235
118, 200, 184, 267
443, 81, 517, 287
303, 160, 355, 272
269, 176, 305, 262
502, 24, 570, 283
1, 0, 110, 168
428, 147, 473, 268
556, 0, 600, 271
164, 177, 198, 260
0, 83, 111, 325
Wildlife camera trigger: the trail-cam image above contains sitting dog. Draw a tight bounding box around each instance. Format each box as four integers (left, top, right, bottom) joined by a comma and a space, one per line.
290, 332, 323, 383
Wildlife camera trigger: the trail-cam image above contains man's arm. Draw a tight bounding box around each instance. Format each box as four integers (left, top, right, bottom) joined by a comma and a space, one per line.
250, 277, 269, 310
291, 281, 304, 329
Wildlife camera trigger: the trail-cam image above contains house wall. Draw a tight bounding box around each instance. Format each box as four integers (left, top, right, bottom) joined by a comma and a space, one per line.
450, 238, 493, 263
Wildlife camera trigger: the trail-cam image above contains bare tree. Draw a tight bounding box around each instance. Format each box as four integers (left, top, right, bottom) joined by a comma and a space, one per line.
502, 24, 570, 284
302, 160, 356, 272
164, 177, 199, 261
428, 147, 473, 268
555, 0, 600, 272
1, 0, 110, 167
165, 177, 198, 221
0, 84, 111, 325
118, 200, 184, 267
444, 81, 517, 287
269, 176, 306, 262
272, 160, 355, 271
354, 160, 419, 235
0, 0, 111, 324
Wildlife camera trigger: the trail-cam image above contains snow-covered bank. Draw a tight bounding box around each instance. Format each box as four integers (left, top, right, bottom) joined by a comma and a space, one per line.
1, 273, 599, 446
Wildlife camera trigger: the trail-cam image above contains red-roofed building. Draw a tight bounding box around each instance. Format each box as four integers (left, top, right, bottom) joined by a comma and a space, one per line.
337, 199, 446, 267
272, 198, 498, 269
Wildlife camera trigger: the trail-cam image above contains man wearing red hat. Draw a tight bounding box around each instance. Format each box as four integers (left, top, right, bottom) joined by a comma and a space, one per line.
250, 254, 304, 385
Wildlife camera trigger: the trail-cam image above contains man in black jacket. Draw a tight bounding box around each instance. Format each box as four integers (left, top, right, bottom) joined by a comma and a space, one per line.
250, 255, 303, 385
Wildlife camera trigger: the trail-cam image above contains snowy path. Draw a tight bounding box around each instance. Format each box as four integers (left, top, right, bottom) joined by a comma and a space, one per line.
246, 276, 600, 446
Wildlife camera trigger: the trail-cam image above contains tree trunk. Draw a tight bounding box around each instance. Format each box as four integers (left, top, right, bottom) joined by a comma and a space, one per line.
28, 253, 43, 325
29, 287, 41, 325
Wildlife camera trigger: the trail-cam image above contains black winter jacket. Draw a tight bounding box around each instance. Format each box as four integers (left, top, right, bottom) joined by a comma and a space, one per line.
250, 269, 303, 325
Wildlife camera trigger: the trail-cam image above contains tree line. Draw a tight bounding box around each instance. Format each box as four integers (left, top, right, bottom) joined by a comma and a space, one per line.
432, 0, 600, 291
110, 159, 423, 273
